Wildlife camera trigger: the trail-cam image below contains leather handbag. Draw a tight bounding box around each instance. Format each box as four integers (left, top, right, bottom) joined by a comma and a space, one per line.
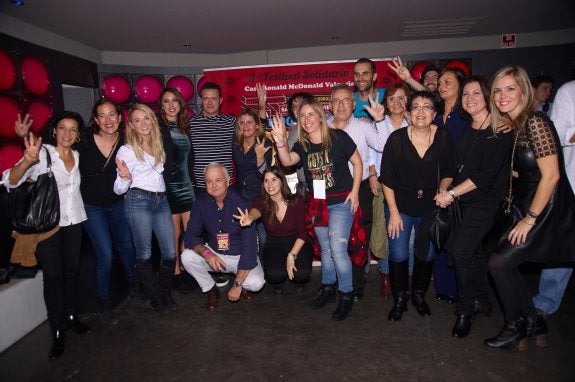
9, 147, 60, 234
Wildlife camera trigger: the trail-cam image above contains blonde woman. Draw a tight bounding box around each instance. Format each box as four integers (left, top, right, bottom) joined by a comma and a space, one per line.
114, 104, 176, 314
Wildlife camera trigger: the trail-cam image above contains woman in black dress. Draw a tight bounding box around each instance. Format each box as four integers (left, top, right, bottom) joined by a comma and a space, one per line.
485, 66, 575, 350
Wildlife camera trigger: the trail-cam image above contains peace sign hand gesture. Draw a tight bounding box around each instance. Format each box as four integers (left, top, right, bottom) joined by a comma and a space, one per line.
387, 56, 413, 81
270, 115, 287, 145
15, 113, 33, 138
23, 133, 42, 164
363, 92, 385, 122
232, 207, 253, 227
254, 136, 271, 163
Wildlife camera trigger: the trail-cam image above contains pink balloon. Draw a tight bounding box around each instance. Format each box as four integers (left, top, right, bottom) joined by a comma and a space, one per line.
410, 61, 433, 82
167, 75, 195, 102
0, 144, 24, 173
187, 107, 196, 119
134, 75, 163, 104
0, 96, 20, 138
21, 57, 50, 96
445, 60, 470, 76
0, 50, 17, 91
101, 74, 132, 104
196, 76, 206, 96
27, 101, 54, 135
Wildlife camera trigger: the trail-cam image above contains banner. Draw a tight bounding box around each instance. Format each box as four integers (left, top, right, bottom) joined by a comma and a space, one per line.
203, 59, 400, 124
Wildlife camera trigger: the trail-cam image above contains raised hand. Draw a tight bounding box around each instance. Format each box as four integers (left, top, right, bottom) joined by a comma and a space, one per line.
254, 136, 271, 160
270, 115, 287, 145
387, 56, 413, 81
23, 133, 42, 164
232, 207, 253, 226
363, 91, 385, 121
256, 83, 267, 108
15, 113, 33, 138
115, 158, 132, 181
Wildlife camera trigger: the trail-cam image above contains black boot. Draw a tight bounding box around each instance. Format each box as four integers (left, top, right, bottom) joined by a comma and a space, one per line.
135, 260, 168, 314
524, 314, 549, 348
49, 329, 66, 361
97, 298, 118, 325
388, 260, 409, 321
332, 292, 353, 321
452, 314, 474, 338
159, 260, 178, 312
128, 280, 149, 301
310, 284, 336, 309
484, 320, 528, 350
411, 259, 433, 317
66, 314, 90, 334
473, 299, 492, 318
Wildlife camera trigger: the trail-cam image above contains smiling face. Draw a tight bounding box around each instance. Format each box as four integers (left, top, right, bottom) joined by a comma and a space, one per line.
298, 104, 322, 137
238, 114, 257, 140
129, 109, 153, 137
410, 96, 436, 129
263, 171, 282, 198
205, 166, 229, 201
493, 74, 524, 120
438, 71, 460, 103
95, 102, 121, 136
422, 70, 439, 92
54, 118, 79, 149
200, 88, 222, 117
462, 81, 488, 117
330, 88, 355, 122
161, 91, 181, 121
353, 62, 377, 93
386, 88, 407, 116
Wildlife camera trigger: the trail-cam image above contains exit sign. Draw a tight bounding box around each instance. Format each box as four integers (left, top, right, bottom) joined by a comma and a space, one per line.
501, 34, 517, 49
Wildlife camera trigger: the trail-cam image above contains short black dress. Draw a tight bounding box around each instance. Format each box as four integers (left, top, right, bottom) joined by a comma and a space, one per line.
496, 111, 575, 263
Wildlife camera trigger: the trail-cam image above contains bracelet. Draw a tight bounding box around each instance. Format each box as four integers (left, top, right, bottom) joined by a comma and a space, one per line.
276, 143, 286, 149
369, 173, 378, 179
521, 219, 535, 226
374, 118, 384, 123
448, 189, 458, 200
201, 249, 213, 258
288, 252, 298, 260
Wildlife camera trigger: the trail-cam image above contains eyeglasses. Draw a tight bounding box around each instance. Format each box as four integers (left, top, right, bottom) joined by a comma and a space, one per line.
411, 104, 434, 112
332, 98, 353, 105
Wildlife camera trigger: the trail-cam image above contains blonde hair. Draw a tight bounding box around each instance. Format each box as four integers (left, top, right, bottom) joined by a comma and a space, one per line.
490, 66, 534, 133
297, 99, 332, 151
234, 108, 265, 147
126, 103, 165, 165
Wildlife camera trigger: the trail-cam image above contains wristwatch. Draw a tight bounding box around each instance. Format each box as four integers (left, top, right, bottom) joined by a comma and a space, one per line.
233, 280, 242, 288
527, 210, 539, 219
288, 252, 298, 260
448, 189, 458, 199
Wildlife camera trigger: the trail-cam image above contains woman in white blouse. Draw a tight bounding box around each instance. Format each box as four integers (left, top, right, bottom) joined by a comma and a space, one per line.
114, 103, 176, 314
3, 112, 89, 361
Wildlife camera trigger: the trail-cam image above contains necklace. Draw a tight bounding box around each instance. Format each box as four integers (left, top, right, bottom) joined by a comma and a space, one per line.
409, 126, 432, 199
474, 112, 490, 130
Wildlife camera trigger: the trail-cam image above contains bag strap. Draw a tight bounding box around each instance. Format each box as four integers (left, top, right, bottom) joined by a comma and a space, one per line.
100, 135, 120, 173
504, 131, 520, 214
43, 146, 53, 172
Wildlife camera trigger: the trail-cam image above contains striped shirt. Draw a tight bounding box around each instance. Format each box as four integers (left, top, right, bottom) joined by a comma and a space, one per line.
189, 113, 236, 188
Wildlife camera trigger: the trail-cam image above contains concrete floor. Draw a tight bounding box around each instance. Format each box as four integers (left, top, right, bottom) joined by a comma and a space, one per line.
0, 263, 574, 382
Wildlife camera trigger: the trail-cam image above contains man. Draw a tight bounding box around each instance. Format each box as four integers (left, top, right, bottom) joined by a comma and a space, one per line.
532, 79, 575, 320
353, 58, 386, 120
531, 75, 555, 114
189, 82, 236, 197
181, 162, 265, 310
328, 83, 388, 299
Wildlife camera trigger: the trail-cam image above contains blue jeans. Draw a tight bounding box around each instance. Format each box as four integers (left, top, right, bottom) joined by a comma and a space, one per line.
378, 227, 415, 274
84, 201, 138, 300
314, 202, 354, 293
124, 189, 176, 262
533, 267, 573, 315
385, 208, 436, 263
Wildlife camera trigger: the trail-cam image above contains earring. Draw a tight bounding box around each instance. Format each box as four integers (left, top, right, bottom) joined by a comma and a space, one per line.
52, 131, 56, 138
76, 137, 81, 143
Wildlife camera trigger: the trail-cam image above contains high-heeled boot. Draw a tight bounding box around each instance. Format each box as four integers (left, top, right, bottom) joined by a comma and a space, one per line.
524, 314, 549, 348
452, 314, 474, 338
49, 329, 66, 361
332, 292, 353, 321
135, 260, 168, 314
484, 320, 528, 350
388, 260, 409, 321
66, 313, 90, 334
310, 284, 336, 309
411, 259, 433, 317
159, 260, 178, 312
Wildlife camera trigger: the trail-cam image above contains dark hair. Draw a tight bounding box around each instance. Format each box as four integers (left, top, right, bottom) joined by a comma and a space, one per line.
90, 98, 122, 134
42, 111, 85, 147
438, 67, 467, 113
383, 83, 410, 116
408, 91, 437, 112
460, 75, 491, 120
531, 75, 554, 88
261, 166, 294, 226
200, 82, 221, 97
159, 87, 189, 135
420, 65, 440, 84
355, 58, 377, 74
286, 92, 315, 120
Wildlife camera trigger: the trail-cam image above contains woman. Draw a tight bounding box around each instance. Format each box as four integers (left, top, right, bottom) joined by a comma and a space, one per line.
372, 83, 413, 298
3, 112, 89, 360
234, 167, 313, 294
435, 76, 512, 338
485, 66, 575, 350
158, 88, 196, 295
381, 91, 456, 321
271, 98, 362, 321
114, 104, 177, 314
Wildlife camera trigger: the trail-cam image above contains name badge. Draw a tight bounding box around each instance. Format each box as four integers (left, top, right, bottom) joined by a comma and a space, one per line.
313, 179, 326, 199
216, 233, 230, 251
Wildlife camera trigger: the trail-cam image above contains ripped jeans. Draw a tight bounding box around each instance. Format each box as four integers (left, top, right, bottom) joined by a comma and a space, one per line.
314, 202, 354, 293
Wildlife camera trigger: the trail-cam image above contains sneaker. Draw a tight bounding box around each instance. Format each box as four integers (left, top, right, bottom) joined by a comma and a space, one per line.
213, 273, 229, 288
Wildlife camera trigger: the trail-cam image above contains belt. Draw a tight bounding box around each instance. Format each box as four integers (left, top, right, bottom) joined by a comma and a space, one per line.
130, 187, 165, 197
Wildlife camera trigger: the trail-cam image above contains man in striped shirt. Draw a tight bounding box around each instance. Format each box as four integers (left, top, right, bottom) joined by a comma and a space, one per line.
189, 82, 236, 196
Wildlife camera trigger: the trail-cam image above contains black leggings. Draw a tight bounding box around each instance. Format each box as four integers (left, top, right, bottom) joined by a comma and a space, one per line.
35, 224, 83, 331
263, 235, 313, 285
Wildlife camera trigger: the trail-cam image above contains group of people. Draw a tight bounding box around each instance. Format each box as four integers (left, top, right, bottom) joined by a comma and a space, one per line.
2, 56, 575, 360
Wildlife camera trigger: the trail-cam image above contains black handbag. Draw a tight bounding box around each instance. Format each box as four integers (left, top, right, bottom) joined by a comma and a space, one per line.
9, 147, 60, 234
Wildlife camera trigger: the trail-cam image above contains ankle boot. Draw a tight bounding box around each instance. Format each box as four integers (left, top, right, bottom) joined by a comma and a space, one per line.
159, 260, 178, 312
310, 284, 336, 309
411, 259, 433, 317
129, 280, 149, 301
66, 314, 90, 334
49, 329, 66, 361
332, 292, 353, 321
379, 273, 391, 298
484, 320, 528, 350
524, 314, 549, 348
388, 260, 409, 321
473, 299, 492, 318
97, 298, 118, 325
452, 314, 474, 338
135, 260, 168, 314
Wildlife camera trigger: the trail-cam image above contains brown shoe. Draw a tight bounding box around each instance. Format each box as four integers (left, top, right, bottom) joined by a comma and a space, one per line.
241, 289, 254, 300
206, 286, 219, 310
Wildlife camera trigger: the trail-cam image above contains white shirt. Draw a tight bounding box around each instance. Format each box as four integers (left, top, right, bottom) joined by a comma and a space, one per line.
114, 144, 166, 195
2, 144, 86, 226
371, 117, 409, 176
327, 116, 389, 180
550, 80, 575, 190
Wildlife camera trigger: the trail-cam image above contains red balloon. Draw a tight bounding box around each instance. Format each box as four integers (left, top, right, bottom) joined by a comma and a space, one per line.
134, 75, 163, 104
101, 74, 132, 104
410, 61, 433, 82
187, 107, 196, 119
27, 101, 54, 135
0, 96, 20, 138
166, 75, 195, 102
196, 76, 206, 96
444, 60, 470, 76
0, 50, 17, 90
0, 144, 24, 173
21, 57, 50, 96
